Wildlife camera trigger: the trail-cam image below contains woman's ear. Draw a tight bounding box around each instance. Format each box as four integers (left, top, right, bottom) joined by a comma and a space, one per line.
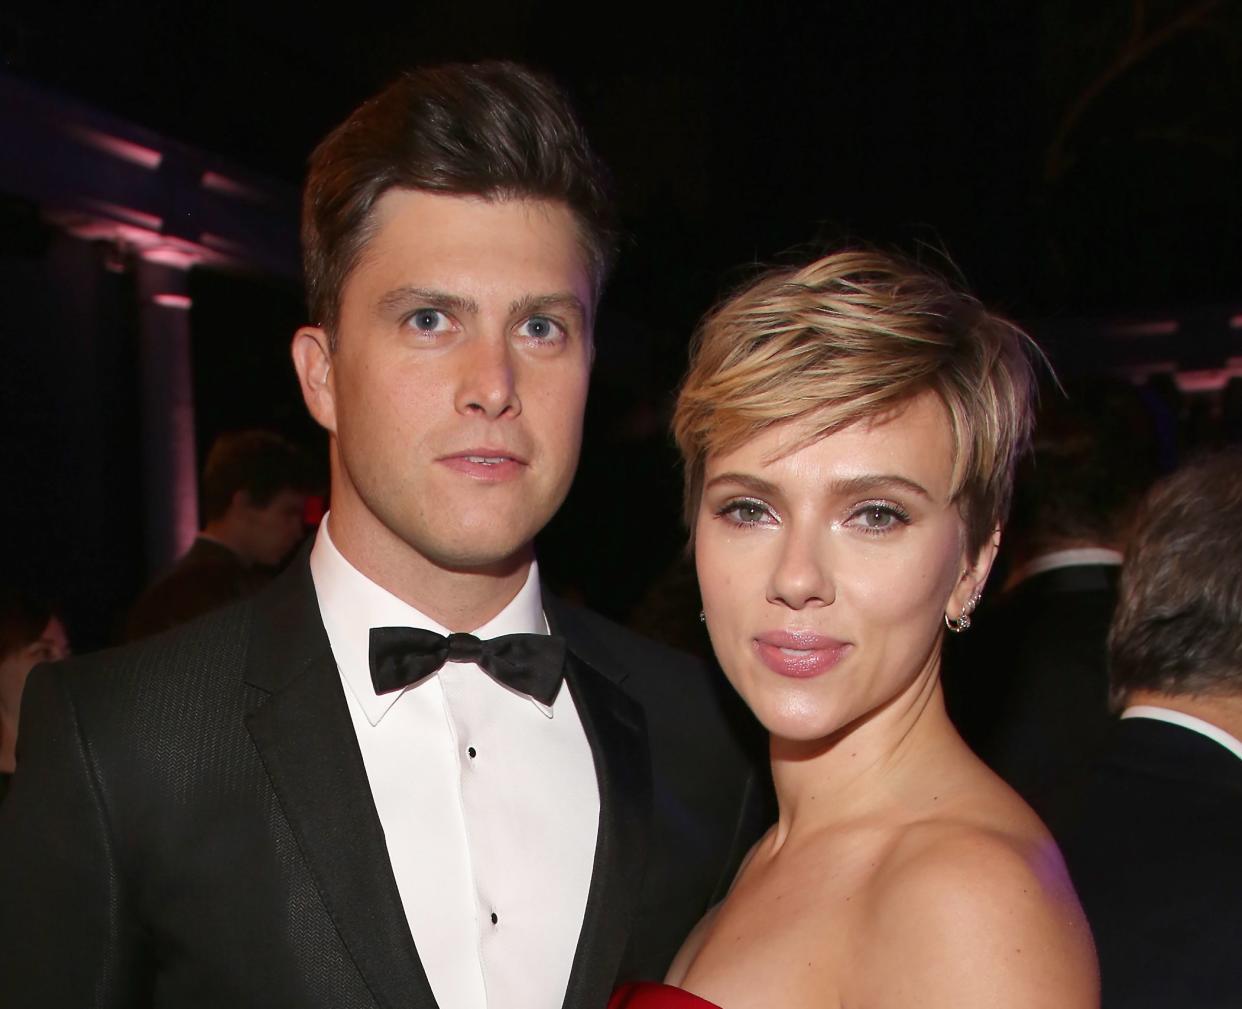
946, 525, 1001, 628
291, 326, 337, 433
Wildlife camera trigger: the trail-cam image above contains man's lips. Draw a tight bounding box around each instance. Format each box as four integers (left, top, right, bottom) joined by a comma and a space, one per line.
437, 449, 528, 480
753, 630, 851, 679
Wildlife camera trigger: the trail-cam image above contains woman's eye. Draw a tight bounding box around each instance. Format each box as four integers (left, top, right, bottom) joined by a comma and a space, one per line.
720, 500, 774, 526
408, 309, 450, 332
861, 507, 894, 528
847, 503, 908, 533
518, 315, 563, 342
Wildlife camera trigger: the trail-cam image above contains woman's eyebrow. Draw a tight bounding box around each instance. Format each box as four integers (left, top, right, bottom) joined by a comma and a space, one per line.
704, 472, 781, 497
829, 474, 932, 499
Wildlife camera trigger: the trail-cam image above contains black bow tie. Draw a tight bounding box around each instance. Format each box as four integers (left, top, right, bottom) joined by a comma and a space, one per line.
369, 627, 567, 707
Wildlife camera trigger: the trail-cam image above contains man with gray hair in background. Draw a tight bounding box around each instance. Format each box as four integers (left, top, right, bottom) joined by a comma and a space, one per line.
1047, 449, 1242, 1009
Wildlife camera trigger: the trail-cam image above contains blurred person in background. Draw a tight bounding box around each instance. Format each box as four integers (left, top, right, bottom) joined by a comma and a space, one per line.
0, 590, 69, 802
124, 429, 314, 641
1046, 450, 1242, 1009
943, 377, 1158, 802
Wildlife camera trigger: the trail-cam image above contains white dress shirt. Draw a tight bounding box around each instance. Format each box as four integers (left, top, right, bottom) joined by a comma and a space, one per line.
310, 519, 600, 1009
1121, 705, 1242, 763
1005, 547, 1124, 591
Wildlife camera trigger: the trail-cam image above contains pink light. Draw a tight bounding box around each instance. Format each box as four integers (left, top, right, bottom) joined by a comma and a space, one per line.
199, 232, 249, 255
48, 212, 222, 270
1174, 365, 1242, 393
87, 200, 164, 231
141, 246, 201, 270
153, 293, 192, 310
201, 171, 266, 202
55, 217, 163, 246
69, 126, 163, 169
1229, 314, 1242, 330
1107, 320, 1179, 337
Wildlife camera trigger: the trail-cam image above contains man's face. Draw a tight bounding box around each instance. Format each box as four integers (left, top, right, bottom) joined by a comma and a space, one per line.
240, 488, 309, 567
297, 191, 594, 577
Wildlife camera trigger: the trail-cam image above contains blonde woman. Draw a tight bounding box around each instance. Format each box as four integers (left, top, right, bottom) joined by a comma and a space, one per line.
611, 251, 1097, 1009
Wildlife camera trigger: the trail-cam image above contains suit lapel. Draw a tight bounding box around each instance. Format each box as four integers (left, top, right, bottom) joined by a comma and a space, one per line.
558, 649, 653, 1009
243, 558, 439, 1009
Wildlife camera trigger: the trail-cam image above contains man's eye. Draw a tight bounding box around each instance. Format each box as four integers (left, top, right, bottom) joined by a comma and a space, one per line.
519, 316, 563, 341
408, 309, 450, 332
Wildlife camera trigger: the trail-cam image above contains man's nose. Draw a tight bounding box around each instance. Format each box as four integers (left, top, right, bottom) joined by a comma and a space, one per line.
766, 525, 835, 610
455, 335, 520, 419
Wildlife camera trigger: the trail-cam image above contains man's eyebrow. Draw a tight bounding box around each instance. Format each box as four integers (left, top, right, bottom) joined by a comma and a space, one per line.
376, 286, 479, 316
509, 292, 588, 321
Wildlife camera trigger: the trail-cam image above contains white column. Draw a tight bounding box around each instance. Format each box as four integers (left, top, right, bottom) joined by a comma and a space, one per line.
136, 254, 199, 576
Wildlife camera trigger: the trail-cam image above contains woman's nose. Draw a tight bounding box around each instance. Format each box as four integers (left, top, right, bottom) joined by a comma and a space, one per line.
766, 526, 834, 610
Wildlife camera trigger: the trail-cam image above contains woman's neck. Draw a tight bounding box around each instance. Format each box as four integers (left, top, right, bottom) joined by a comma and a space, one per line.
766, 664, 958, 848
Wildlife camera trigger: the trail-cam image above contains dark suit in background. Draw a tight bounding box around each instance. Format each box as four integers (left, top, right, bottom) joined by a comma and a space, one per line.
123, 536, 269, 642
944, 560, 1120, 802
1045, 716, 1242, 1009
0, 554, 765, 1008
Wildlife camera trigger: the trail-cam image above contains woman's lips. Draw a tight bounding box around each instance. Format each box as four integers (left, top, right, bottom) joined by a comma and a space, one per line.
753, 631, 851, 679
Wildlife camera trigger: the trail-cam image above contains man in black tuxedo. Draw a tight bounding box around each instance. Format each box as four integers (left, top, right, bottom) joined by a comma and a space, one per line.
0, 63, 765, 1009
124, 430, 313, 641
943, 378, 1157, 802
1045, 451, 1242, 1009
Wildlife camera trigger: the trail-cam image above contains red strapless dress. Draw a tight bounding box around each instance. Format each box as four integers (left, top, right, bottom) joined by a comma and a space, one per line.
608, 981, 723, 1009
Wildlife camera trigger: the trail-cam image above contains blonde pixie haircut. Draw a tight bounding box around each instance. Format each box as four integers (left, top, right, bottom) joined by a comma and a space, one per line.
674, 250, 1039, 554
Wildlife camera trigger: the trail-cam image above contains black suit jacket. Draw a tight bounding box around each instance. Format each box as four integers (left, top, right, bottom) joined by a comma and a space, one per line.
943, 563, 1119, 800
1045, 717, 1242, 1009
0, 553, 767, 1008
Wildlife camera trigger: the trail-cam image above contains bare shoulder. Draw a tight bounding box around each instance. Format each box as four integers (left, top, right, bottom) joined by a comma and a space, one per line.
664, 903, 720, 986
850, 819, 1098, 1009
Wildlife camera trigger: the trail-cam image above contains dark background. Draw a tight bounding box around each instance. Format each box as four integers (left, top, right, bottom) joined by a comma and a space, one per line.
2, 0, 1240, 644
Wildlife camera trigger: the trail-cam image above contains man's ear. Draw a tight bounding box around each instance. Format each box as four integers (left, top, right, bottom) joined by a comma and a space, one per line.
291, 326, 336, 433
946, 525, 1001, 626
230, 488, 256, 516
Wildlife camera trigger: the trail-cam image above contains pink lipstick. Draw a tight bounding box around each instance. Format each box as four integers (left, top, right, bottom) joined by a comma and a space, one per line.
753, 630, 851, 679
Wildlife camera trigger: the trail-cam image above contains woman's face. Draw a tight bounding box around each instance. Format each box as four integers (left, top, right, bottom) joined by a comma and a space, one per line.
695, 391, 994, 744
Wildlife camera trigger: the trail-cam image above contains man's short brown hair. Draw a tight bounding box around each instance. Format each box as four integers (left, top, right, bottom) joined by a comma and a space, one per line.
302, 60, 617, 343
200, 431, 313, 523
1109, 450, 1242, 706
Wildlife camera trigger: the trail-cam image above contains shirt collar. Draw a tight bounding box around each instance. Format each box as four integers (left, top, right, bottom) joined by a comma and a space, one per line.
1006, 547, 1123, 591
309, 514, 548, 726
1121, 705, 1242, 763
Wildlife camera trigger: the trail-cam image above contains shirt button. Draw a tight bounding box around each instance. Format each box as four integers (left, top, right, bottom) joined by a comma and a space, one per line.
467, 746, 477, 759
490, 912, 499, 925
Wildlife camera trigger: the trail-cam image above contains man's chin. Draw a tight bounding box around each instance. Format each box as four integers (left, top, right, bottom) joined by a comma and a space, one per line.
414, 525, 540, 577
424, 543, 535, 578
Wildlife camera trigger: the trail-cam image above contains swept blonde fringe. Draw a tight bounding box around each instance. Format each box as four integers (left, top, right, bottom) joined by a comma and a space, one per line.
673, 251, 1041, 553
